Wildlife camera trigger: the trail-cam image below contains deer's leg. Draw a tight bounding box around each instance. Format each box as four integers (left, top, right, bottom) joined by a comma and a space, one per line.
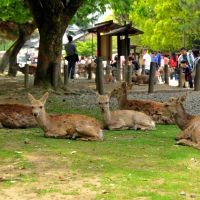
175, 129, 191, 141
75, 122, 103, 141
44, 130, 70, 139
176, 139, 198, 148
108, 124, 129, 130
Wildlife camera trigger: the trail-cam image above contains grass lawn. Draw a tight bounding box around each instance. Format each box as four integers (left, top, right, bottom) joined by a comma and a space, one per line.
0, 101, 200, 200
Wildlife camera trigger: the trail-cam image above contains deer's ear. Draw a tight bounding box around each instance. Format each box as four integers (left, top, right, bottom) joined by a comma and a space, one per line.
96, 92, 100, 98
121, 82, 127, 89
28, 93, 35, 103
107, 92, 111, 99
127, 83, 134, 90
40, 92, 49, 105
178, 93, 187, 103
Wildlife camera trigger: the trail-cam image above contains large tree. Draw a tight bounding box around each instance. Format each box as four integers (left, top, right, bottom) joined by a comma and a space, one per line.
26, 0, 108, 87
26, 0, 136, 88
0, 0, 134, 86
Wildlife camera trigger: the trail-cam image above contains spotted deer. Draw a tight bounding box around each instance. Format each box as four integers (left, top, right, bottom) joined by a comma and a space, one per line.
110, 82, 174, 125
0, 104, 37, 128
28, 92, 104, 141
96, 92, 156, 131
162, 93, 200, 149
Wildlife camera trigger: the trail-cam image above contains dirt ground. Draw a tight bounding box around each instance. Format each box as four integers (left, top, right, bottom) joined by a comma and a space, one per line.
0, 73, 185, 200
0, 73, 184, 104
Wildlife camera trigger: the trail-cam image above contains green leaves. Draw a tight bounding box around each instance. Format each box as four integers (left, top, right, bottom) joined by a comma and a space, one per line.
129, 0, 200, 50
0, 0, 32, 23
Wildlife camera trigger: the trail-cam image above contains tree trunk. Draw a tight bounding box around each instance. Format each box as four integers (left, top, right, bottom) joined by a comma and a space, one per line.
34, 16, 64, 86
0, 23, 35, 76
26, 0, 85, 88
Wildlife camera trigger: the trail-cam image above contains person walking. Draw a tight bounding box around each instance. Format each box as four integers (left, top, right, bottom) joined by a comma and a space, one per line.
178, 47, 194, 88
65, 35, 77, 79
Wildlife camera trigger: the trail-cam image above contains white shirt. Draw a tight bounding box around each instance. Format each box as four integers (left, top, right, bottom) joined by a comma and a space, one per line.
143, 53, 151, 70
80, 60, 86, 64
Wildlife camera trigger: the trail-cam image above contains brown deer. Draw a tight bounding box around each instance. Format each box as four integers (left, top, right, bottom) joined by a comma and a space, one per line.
104, 74, 115, 83
12, 63, 37, 76
110, 82, 174, 125
132, 74, 158, 85
0, 104, 37, 128
161, 93, 200, 150
28, 92, 104, 141
96, 92, 156, 131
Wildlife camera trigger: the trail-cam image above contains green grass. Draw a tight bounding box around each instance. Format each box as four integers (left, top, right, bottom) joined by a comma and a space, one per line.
0, 104, 200, 199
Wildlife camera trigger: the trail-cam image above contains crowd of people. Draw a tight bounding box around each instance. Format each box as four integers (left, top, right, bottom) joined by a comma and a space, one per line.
64, 35, 200, 88
142, 47, 200, 89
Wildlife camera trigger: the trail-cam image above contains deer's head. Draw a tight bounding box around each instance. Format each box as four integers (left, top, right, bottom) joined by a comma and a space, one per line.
28, 92, 49, 117
161, 93, 187, 116
96, 92, 111, 112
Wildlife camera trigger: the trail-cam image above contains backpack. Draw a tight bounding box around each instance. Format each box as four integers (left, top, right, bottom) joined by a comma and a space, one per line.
133, 60, 140, 70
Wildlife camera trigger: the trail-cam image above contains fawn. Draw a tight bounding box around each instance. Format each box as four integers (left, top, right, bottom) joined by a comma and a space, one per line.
28, 92, 104, 141
96, 92, 156, 131
162, 93, 200, 150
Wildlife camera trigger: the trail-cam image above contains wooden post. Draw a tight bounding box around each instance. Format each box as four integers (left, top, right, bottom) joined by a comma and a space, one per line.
52, 62, 58, 88
194, 63, 200, 91
122, 65, 126, 82
88, 63, 92, 80
64, 64, 68, 86
96, 57, 104, 94
164, 64, 169, 85
106, 65, 110, 75
148, 62, 156, 93
24, 64, 29, 88
142, 64, 145, 75
178, 66, 183, 88
116, 62, 121, 81
126, 65, 132, 84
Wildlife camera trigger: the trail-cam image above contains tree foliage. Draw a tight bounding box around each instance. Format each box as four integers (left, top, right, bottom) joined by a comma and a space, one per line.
129, 0, 200, 51
76, 39, 97, 57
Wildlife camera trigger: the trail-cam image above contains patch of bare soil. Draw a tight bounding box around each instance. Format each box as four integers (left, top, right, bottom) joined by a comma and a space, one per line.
0, 152, 100, 200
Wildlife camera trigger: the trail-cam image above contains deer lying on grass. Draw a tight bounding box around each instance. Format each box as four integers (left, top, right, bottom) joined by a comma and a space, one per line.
0, 104, 37, 128
132, 74, 158, 85
110, 82, 174, 125
12, 63, 37, 76
96, 92, 156, 131
28, 92, 104, 141
162, 93, 200, 150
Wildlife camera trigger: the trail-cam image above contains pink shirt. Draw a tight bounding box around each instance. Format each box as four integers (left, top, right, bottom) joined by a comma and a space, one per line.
164, 58, 169, 65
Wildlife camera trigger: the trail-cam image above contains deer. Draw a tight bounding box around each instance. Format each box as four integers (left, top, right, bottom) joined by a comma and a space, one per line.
110, 82, 174, 125
0, 104, 37, 128
104, 74, 115, 83
161, 93, 200, 150
28, 92, 104, 141
12, 63, 37, 76
132, 74, 159, 85
96, 92, 156, 131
